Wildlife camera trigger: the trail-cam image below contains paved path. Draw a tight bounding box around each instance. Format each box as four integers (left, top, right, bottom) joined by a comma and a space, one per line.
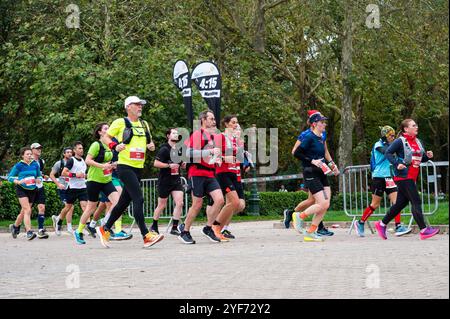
0, 221, 448, 299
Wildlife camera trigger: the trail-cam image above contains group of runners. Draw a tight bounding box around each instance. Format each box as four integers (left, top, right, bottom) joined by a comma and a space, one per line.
6, 96, 251, 248
6, 98, 440, 247
282, 111, 439, 241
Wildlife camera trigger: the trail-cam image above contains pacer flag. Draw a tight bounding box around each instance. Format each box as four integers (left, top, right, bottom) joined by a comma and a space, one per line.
191, 61, 222, 123
173, 60, 193, 128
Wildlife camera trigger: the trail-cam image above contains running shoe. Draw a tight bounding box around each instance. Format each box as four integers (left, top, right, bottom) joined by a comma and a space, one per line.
177, 223, 185, 233
419, 227, 439, 240
74, 230, 86, 245
110, 230, 133, 241
374, 221, 387, 240
169, 228, 180, 236
9, 224, 17, 239
51, 215, 61, 236
96, 226, 111, 248
212, 225, 229, 242
303, 232, 324, 242
37, 229, 49, 239
178, 231, 195, 244
354, 221, 365, 237
202, 226, 221, 243
222, 229, 236, 239
395, 224, 412, 237
67, 227, 74, 234
143, 231, 164, 248
292, 212, 304, 233
27, 231, 37, 241
283, 209, 293, 229
86, 225, 97, 238
317, 227, 334, 236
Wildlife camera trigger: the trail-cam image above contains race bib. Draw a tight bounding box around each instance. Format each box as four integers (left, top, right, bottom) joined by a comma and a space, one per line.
385, 178, 396, 189
22, 176, 36, 186
130, 148, 145, 161
412, 155, 421, 168
320, 162, 332, 175
103, 169, 112, 176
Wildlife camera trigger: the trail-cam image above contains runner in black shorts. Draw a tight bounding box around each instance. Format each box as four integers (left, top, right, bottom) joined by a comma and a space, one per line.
178, 110, 224, 244
293, 112, 339, 242
151, 128, 185, 235
7, 147, 43, 240
211, 116, 246, 240
30, 142, 49, 239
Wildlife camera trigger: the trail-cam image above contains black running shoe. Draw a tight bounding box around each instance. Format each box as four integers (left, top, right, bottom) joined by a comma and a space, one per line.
37, 229, 49, 239
170, 228, 180, 236
177, 223, 185, 233
86, 225, 97, 238
283, 209, 293, 229
221, 229, 235, 239
317, 227, 334, 236
9, 224, 18, 239
202, 226, 221, 243
27, 231, 37, 241
178, 231, 195, 244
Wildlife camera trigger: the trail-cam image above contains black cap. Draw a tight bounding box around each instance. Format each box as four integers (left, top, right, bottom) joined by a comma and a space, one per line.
309, 113, 328, 123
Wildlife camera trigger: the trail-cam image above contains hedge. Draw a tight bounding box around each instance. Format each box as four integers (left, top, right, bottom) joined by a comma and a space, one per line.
0, 181, 448, 219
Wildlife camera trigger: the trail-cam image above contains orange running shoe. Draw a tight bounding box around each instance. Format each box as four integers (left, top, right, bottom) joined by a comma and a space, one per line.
143, 231, 164, 248
96, 226, 111, 248
212, 225, 229, 242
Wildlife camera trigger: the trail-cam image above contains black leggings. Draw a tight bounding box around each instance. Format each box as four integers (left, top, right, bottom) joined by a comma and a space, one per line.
105, 164, 149, 237
382, 179, 426, 230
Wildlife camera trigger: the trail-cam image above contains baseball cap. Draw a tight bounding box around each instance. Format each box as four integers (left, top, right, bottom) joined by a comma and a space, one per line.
30, 143, 43, 149
307, 109, 321, 117
380, 125, 395, 138
63, 147, 72, 153
124, 96, 147, 109
309, 113, 328, 123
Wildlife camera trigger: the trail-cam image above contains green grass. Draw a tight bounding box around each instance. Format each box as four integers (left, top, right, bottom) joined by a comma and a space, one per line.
1, 202, 448, 228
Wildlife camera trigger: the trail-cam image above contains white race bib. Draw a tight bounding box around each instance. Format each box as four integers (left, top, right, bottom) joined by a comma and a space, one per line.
130, 148, 145, 161
385, 178, 396, 189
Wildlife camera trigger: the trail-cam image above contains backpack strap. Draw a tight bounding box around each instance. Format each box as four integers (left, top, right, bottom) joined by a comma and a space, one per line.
94, 141, 106, 163
139, 119, 152, 144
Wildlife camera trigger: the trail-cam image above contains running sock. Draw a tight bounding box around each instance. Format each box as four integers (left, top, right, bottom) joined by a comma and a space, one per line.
57, 219, 63, 226
77, 224, 86, 233
299, 212, 308, 220
103, 213, 111, 225
152, 219, 158, 228
379, 221, 386, 227
394, 213, 401, 225
89, 220, 97, 228
172, 219, 179, 229
307, 224, 318, 234
115, 219, 122, 233
361, 205, 375, 222
213, 221, 221, 226
37, 215, 45, 230
222, 225, 229, 231
67, 223, 72, 230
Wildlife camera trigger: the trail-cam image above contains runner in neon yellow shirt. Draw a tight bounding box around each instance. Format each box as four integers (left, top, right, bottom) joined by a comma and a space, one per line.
97, 96, 164, 249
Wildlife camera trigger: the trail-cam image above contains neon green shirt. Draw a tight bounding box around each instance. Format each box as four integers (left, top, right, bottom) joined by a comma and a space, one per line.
107, 118, 148, 168
87, 141, 113, 183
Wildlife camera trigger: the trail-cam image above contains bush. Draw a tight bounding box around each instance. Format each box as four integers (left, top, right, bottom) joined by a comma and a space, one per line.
0, 181, 83, 220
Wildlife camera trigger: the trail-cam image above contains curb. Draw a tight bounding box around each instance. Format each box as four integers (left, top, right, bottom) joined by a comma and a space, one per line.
273, 221, 449, 234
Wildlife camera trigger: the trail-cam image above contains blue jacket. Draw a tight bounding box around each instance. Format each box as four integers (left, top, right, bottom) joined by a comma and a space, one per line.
8, 160, 42, 190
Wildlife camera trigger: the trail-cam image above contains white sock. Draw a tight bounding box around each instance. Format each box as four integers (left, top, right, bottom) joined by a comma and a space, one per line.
56, 216, 60, 223
67, 223, 72, 230
103, 214, 110, 225
89, 220, 97, 228
223, 225, 229, 231
380, 221, 386, 227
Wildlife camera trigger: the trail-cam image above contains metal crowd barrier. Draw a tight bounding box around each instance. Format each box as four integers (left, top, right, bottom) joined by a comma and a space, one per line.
127, 177, 189, 234
342, 161, 439, 234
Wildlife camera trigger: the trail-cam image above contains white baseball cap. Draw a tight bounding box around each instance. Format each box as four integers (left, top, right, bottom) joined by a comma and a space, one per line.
124, 96, 147, 109
30, 143, 43, 149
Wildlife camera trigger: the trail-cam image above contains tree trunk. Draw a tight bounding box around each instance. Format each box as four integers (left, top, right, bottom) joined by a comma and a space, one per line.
338, 0, 353, 191
253, 0, 265, 53
355, 94, 366, 164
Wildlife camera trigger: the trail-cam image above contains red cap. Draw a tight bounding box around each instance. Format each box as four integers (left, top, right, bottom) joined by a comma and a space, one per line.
307, 110, 321, 118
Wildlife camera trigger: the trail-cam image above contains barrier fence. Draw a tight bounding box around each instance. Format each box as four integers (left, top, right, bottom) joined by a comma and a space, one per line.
342, 161, 440, 234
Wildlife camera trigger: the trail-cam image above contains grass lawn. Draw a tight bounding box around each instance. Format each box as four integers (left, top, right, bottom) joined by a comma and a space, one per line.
0, 202, 448, 228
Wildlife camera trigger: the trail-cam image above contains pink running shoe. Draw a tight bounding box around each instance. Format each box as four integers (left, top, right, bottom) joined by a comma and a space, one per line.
420, 227, 439, 240
374, 221, 387, 240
